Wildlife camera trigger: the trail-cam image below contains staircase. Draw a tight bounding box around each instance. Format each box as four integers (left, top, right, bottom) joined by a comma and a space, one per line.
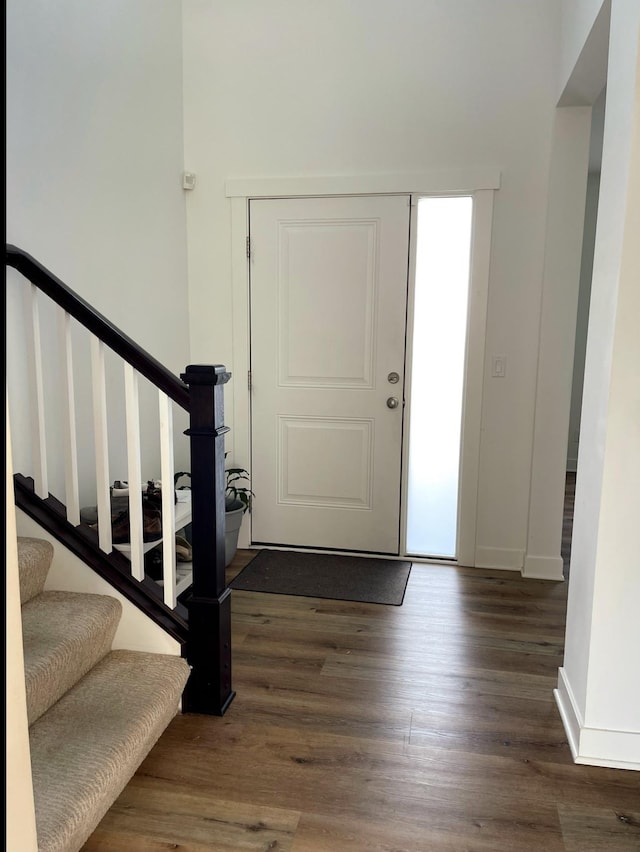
19, 535, 190, 852
7, 245, 235, 717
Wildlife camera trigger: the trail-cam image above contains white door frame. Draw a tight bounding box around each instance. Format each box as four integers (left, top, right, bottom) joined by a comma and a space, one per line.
227, 171, 499, 561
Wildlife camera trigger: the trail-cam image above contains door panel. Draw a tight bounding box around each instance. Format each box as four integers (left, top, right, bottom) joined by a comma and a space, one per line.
250, 195, 410, 553
279, 416, 373, 508
278, 220, 377, 387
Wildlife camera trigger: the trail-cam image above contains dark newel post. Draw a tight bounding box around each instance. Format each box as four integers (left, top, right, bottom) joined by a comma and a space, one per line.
180, 364, 235, 715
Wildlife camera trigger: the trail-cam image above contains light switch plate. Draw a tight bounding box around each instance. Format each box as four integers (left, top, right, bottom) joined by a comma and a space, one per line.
183, 171, 196, 190
492, 355, 507, 378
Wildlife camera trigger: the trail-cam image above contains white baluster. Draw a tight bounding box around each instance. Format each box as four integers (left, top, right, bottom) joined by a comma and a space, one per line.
124, 364, 144, 580
57, 308, 80, 526
158, 391, 176, 608
25, 284, 48, 499
90, 337, 112, 553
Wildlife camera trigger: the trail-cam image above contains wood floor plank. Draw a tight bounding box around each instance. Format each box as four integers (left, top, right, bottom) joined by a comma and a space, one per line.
85, 776, 300, 851
558, 803, 640, 851
81, 529, 639, 851
136, 720, 566, 848
290, 807, 566, 852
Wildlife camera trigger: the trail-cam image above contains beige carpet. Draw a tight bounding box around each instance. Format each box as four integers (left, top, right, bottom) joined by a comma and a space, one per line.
18, 536, 190, 852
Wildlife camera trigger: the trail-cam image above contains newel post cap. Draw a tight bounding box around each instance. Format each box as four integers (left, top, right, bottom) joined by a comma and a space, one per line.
180, 365, 231, 386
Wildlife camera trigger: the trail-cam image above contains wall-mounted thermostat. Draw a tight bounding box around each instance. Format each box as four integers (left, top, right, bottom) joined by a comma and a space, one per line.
183, 171, 196, 190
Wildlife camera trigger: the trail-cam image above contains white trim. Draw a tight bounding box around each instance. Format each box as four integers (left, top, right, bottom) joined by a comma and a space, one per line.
523, 554, 565, 580
576, 729, 640, 771
124, 364, 144, 581
158, 391, 177, 610
57, 307, 80, 526
474, 546, 524, 571
226, 170, 501, 199
399, 200, 420, 559
230, 195, 252, 549
6, 405, 39, 852
25, 284, 48, 499
90, 337, 112, 554
457, 190, 494, 567
555, 666, 582, 760
555, 668, 640, 770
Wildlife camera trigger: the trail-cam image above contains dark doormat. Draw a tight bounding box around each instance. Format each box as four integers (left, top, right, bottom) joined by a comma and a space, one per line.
230, 549, 411, 606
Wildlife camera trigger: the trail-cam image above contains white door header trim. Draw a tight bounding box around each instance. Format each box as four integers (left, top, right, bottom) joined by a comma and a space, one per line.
225, 169, 501, 199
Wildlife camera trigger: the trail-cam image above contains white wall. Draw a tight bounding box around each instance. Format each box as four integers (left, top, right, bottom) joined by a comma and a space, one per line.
556, 0, 640, 768
6, 0, 191, 499
6, 6, 190, 826
182, 0, 561, 569
561, 0, 611, 93
523, 105, 592, 581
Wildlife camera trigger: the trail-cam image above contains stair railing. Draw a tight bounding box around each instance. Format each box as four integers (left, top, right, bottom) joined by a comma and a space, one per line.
6, 244, 234, 715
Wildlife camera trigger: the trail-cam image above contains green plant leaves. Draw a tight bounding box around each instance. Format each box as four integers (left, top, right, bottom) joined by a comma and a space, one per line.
225, 467, 254, 514
171, 466, 254, 514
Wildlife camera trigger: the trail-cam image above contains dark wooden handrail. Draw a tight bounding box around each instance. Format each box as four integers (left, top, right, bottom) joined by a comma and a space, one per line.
7, 243, 235, 715
6, 244, 190, 410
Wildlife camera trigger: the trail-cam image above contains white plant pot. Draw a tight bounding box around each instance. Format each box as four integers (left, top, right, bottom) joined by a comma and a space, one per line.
225, 506, 245, 567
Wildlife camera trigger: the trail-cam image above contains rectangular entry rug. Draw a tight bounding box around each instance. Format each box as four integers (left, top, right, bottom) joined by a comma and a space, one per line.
230, 549, 411, 606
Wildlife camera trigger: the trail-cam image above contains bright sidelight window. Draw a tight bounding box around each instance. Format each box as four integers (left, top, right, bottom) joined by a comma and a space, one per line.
406, 196, 473, 558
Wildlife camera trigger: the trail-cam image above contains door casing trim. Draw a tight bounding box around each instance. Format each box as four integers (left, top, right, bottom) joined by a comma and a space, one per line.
226, 170, 500, 199
229, 173, 499, 561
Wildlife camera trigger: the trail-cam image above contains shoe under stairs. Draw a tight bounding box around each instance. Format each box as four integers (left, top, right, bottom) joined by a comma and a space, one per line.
111, 491, 194, 597
19, 536, 190, 852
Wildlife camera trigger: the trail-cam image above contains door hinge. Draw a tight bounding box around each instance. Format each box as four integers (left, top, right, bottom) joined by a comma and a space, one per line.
246, 236, 251, 259
248, 370, 252, 390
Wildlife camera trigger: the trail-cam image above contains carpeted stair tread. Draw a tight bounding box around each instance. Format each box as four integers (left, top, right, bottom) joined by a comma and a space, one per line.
18, 536, 54, 605
29, 649, 190, 852
22, 591, 122, 726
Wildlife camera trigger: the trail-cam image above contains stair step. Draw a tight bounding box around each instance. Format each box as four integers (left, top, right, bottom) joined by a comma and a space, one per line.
30, 649, 190, 852
22, 591, 122, 725
18, 536, 54, 604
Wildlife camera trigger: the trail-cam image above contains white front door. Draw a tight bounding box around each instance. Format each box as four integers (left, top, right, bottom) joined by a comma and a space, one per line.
249, 195, 410, 554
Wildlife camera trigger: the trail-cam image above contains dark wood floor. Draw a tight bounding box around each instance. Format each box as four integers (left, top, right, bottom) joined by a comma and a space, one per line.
83, 533, 639, 850
562, 472, 576, 579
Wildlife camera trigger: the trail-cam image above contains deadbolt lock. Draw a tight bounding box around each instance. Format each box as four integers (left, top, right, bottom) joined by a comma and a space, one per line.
387, 372, 400, 384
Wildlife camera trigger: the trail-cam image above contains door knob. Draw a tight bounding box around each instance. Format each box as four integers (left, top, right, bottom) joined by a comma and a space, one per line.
386, 397, 400, 409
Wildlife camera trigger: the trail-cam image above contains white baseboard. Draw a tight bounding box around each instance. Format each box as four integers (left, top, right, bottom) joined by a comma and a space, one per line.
554, 667, 582, 759
523, 554, 565, 581
555, 667, 640, 771
475, 546, 524, 572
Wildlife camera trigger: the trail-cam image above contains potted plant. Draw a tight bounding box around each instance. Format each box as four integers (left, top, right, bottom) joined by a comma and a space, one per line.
174, 464, 254, 566
224, 465, 254, 566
